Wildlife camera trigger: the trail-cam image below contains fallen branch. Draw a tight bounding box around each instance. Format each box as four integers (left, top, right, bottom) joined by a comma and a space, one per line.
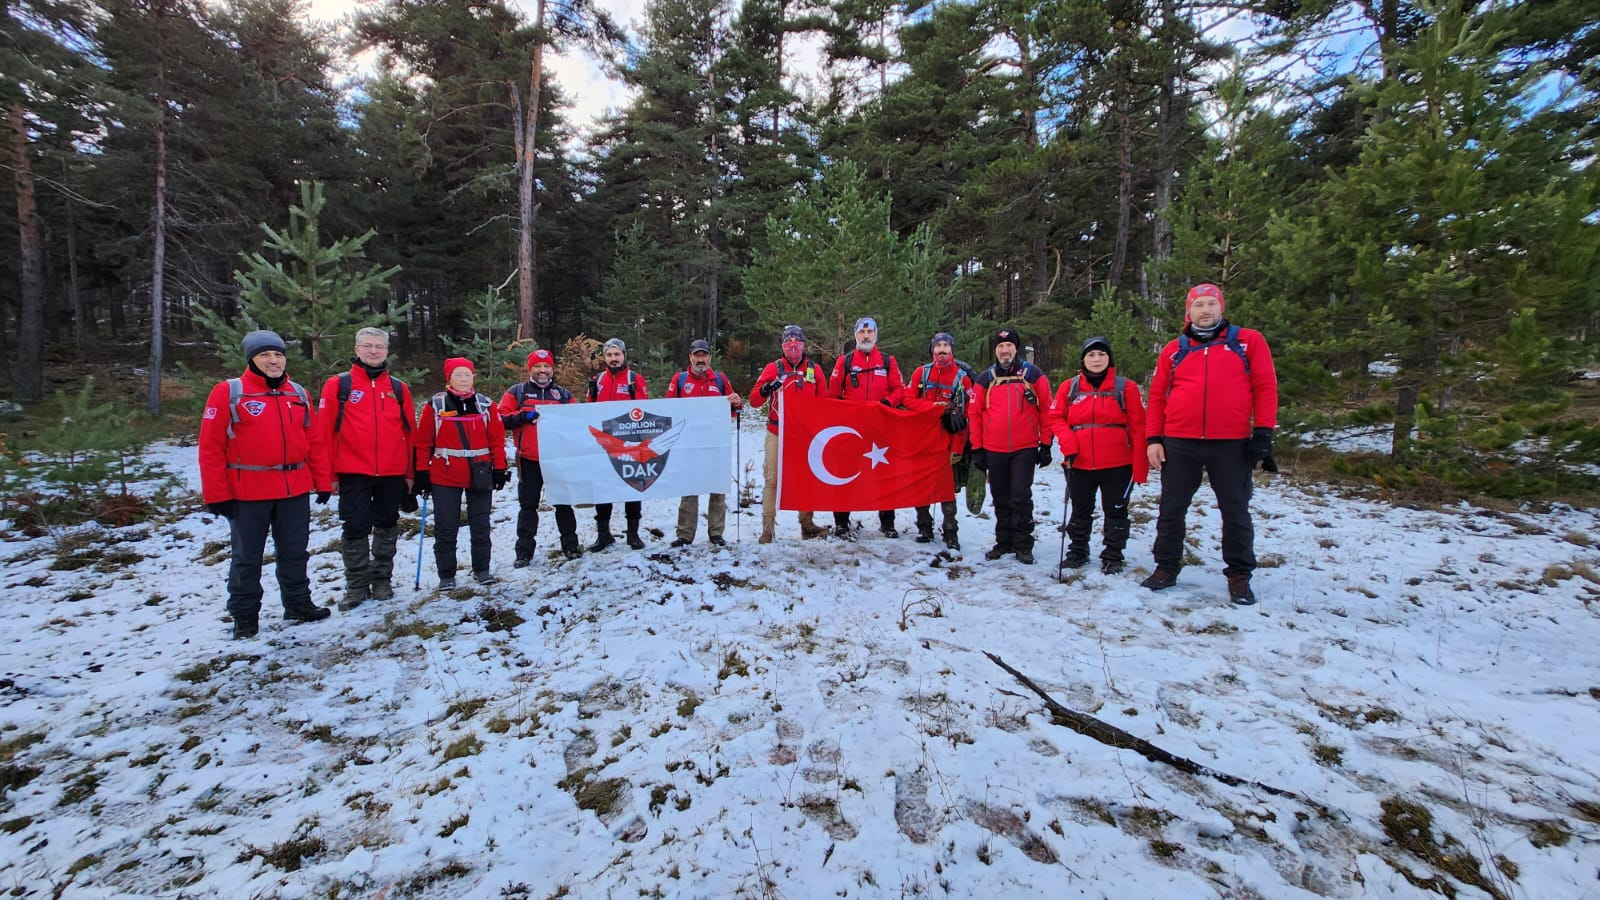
985, 651, 1328, 813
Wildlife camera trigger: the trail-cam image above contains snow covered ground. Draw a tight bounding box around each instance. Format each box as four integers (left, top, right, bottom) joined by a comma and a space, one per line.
3, 425, 1599, 899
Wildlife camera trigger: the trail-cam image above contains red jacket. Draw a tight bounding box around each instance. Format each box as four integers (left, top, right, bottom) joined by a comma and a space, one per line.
1145, 325, 1278, 441
199, 370, 330, 503
666, 368, 740, 419
588, 367, 648, 402
969, 361, 1051, 454
752, 356, 828, 434
412, 392, 508, 488
1046, 369, 1148, 483
497, 380, 573, 461
903, 361, 972, 456
829, 348, 905, 405
317, 366, 414, 478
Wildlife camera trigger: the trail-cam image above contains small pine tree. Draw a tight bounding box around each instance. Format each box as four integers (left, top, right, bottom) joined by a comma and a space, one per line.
197, 181, 405, 380
440, 287, 532, 389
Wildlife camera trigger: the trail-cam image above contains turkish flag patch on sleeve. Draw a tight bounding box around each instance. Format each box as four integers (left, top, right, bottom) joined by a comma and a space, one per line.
777, 392, 956, 512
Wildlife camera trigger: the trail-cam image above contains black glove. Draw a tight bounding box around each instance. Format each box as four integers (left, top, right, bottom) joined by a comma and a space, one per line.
1246, 427, 1278, 473
879, 398, 894, 407
1036, 444, 1052, 468
493, 469, 511, 490
399, 492, 419, 513
971, 449, 987, 473
523, 408, 540, 423
206, 500, 236, 519
315, 491, 331, 505
758, 379, 780, 398
412, 471, 430, 494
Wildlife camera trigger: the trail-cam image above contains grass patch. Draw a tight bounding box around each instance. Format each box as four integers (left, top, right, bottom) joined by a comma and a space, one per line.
0, 816, 34, 834
677, 695, 701, 718
1571, 799, 1600, 824
173, 654, 257, 684
396, 860, 472, 896
384, 618, 449, 642
1379, 796, 1506, 900
238, 833, 326, 873
1186, 620, 1239, 636
1312, 744, 1344, 766
438, 813, 469, 837
717, 650, 749, 681
1148, 839, 1183, 859
58, 769, 101, 806
0, 731, 46, 763
0, 762, 43, 795
477, 601, 526, 633
441, 734, 483, 761
445, 698, 488, 721
1562, 531, 1593, 547
1526, 819, 1570, 848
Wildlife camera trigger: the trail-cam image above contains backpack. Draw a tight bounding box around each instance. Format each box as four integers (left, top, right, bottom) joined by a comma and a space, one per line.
1066, 375, 1128, 414
509, 381, 572, 407
843, 350, 890, 389
914, 363, 970, 434
588, 369, 645, 402
429, 392, 494, 437
225, 377, 311, 440
334, 372, 411, 434
673, 370, 730, 397
1168, 324, 1249, 392
981, 363, 1042, 410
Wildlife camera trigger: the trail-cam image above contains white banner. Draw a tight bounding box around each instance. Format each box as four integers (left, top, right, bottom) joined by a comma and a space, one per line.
538, 397, 733, 505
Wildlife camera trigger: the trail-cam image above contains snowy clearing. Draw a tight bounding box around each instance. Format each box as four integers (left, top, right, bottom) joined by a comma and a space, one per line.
3, 426, 1599, 899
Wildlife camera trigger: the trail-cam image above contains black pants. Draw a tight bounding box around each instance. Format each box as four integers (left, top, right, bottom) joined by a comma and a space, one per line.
1152, 438, 1255, 577
337, 473, 407, 540
1065, 465, 1133, 562
595, 500, 641, 535
834, 510, 896, 531
988, 449, 1036, 552
517, 458, 577, 556
431, 485, 492, 577
915, 460, 961, 537
227, 493, 312, 620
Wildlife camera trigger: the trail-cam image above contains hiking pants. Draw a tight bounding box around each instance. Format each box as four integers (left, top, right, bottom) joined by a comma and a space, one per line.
1152, 438, 1255, 577
988, 449, 1036, 552
337, 473, 406, 540
915, 457, 962, 538
431, 485, 492, 577
1065, 465, 1134, 562
762, 432, 818, 537
595, 500, 641, 536
227, 493, 312, 620
516, 458, 576, 556
677, 494, 727, 542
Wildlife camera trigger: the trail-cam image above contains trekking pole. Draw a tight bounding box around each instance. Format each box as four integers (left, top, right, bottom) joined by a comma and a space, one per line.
413, 493, 428, 590
733, 411, 741, 543
1056, 470, 1070, 583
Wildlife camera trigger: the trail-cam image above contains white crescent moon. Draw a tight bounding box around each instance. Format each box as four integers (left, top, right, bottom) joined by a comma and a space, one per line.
808, 426, 860, 486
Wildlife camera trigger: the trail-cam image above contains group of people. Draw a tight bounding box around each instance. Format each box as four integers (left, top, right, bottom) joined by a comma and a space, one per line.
198, 282, 1277, 639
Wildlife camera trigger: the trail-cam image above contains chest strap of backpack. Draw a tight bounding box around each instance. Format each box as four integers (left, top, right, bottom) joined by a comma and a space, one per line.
227, 461, 306, 471
1067, 375, 1128, 429
227, 377, 311, 440
917, 365, 962, 400
432, 393, 493, 458
984, 367, 1039, 410
336, 372, 411, 434
1168, 325, 1249, 394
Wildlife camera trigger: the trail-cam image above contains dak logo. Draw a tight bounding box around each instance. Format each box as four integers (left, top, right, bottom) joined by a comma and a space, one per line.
588, 407, 685, 492
243, 400, 267, 417
348, 390, 365, 404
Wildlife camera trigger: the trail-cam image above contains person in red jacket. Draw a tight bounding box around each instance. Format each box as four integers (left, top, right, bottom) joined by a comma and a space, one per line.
828, 317, 907, 540
969, 328, 1052, 564
413, 358, 509, 588
587, 338, 649, 550
199, 330, 332, 638
317, 327, 416, 610
1046, 336, 1147, 576
1142, 282, 1279, 604
666, 339, 744, 547
498, 348, 581, 564
752, 325, 830, 544
903, 331, 971, 550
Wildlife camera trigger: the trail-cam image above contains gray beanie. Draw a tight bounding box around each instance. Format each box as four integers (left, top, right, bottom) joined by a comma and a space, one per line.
603, 338, 627, 356
242, 330, 287, 360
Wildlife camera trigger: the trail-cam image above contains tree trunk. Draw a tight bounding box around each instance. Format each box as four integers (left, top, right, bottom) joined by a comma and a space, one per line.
65, 160, 85, 357
1145, 0, 1180, 309
8, 103, 45, 402
516, 0, 547, 343
1108, 92, 1133, 289
148, 58, 168, 416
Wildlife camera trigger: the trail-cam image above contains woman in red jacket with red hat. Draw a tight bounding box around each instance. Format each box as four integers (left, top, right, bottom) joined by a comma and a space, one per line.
1046, 336, 1146, 575
413, 358, 508, 588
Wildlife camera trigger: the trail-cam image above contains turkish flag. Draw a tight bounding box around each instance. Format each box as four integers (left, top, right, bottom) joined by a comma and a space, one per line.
777, 392, 955, 511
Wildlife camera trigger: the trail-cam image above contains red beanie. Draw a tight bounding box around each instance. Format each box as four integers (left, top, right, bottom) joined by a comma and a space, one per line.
443, 357, 475, 378
1184, 283, 1225, 323
527, 349, 555, 368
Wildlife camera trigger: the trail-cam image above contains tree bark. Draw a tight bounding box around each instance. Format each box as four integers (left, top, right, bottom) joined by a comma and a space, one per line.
148, 45, 168, 416
1145, 0, 1181, 309
65, 160, 85, 357
516, 0, 547, 343
8, 103, 45, 402
1108, 92, 1133, 289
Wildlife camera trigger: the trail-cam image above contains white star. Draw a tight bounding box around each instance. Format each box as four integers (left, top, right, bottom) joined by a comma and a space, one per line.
863, 443, 889, 469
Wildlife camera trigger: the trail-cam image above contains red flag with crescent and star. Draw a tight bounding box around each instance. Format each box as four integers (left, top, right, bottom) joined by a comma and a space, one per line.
777, 392, 955, 511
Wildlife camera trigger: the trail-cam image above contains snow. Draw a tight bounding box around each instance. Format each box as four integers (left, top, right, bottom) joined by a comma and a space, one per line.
4, 424, 1600, 898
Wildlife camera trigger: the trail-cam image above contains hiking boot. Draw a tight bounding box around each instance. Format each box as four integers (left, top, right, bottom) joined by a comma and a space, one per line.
473, 571, 498, 586
943, 533, 961, 551
560, 545, 582, 560
439, 576, 458, 590
759, 530, 775, 545
1228, 575, 1257, 606
915, 531, 934, 544
671, 538, 692, 548
1061, 549, 1090, 570
800, 522, 830, 539
708, 536, 726, 547
1015, 549, 1035, 565
232, 616, 259, 640
369, 580, 394, 602
513, 555, 532, 568
626, 531, 645, 550
284, 603, 331, 624
985, 545, 1012, 561
1141, 568, 1180, 591
880, 527, 900, 539
337, 589, 366, 613
370, 527, 400, 597
834, 525, 856, 542
340, 537, 372, 607
589, 533, 615, 552
1101, 558, 1125, 576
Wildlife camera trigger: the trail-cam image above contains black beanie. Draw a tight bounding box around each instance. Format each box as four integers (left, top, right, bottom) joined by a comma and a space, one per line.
1080, 335, 1114, 369
990, 328, 1022, 355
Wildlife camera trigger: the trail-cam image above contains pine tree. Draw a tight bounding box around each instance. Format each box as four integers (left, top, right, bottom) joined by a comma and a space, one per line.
441, 288, 531, 387
197, 181, 403, 378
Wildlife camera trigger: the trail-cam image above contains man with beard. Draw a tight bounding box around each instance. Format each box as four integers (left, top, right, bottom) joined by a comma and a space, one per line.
752, 325, 830, 543
317, 327, 416, 611
199, 330, 332, 638
969, 328, 1053, 564
827, 317, 906, 540
903, 331, 972, 550
666, 339, 744, 547
498, 348, 582, 562
587, 338, 649, 550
